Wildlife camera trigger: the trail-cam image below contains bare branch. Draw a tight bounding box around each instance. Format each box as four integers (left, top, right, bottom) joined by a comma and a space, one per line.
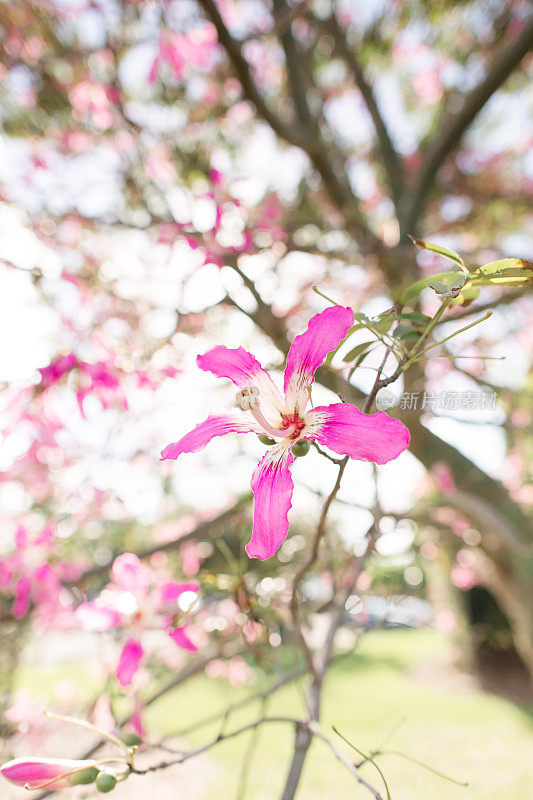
159, 666, 308, 741
313, 723, 384, 799
290, 455, 349, 680
34, 640, 247, 799
134, 716, 300, 773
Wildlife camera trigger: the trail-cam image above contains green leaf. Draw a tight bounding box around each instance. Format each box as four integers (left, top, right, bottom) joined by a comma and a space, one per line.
473, 258, 533, 285
348, 348, 373, 379
395, 324, 421, 341
344, 323, 368, 335
121, 731, 142, 746
343, 341, 374, 362
408, 235, 467, 270
450, 284, 480, 306
398, 271, 462, 304
428, 273, 468, 298
397, 312, 432, 328
373, 315, 395, 333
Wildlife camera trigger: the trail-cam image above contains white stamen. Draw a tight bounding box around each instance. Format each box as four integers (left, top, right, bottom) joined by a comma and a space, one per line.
236, 386, 297, 439
236, 386, 260, 411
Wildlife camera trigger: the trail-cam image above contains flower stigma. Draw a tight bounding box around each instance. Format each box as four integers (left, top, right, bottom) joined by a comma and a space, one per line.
236, 386, 298, 439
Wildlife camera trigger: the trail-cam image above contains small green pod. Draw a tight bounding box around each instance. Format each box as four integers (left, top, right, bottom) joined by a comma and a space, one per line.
121, 731, 142, 746
68, 766, 99, 785
292, 439, 310, 458
96, 772, 117, 793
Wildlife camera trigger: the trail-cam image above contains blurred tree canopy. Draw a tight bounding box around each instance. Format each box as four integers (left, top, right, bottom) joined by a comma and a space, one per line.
0, 0, 532, 719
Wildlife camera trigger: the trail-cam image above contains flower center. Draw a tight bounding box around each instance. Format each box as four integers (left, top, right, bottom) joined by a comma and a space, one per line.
236, 386, 298, 439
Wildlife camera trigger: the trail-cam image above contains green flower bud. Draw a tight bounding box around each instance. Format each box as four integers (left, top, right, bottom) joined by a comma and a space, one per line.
121, 731, 142, 747
96, 772, 117, 793
292, 439, 310, 458
68, 767, 99, 785
258, 434, 275, 445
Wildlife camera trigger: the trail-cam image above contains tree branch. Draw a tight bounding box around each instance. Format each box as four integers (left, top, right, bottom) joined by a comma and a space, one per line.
402, 13, 533, 232
437, 287, 531, 324
69, 493, 252, 585
319, 13, 404, 208
197, 0, 379, 251
274, 0, 315, 130
34, 640, 247, 799
197, 0, 302, 145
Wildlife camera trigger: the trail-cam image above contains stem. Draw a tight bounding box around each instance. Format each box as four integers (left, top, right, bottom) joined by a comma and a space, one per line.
333, 726, 391, 800
410, 311, 493, 360
43, 710, 131, 758
280, 348, 395, 800
378, 750, 469, 787
407, 298, 450, 361
312, 285, 339, 305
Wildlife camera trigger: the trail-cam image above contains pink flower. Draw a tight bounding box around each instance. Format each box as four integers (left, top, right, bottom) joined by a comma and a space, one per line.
127, 696, 145, 740
38, 353, 77, 387
76, 553, 201, 685
161, 306, 410, 559
0, 757, 96, 789
75, 600, 121, 632
159, 581, 199, 605
12, 576, 32, 618
92, 694, 116, 732
168, 625, 198, 652
117, 638, 144, 687
111, 553, 150, 597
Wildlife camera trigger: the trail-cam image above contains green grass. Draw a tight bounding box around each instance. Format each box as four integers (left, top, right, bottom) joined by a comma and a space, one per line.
13, 630, 533, 799
146, 630, 533, 800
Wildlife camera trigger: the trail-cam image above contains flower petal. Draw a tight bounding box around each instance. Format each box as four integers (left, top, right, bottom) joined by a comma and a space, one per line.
160, 581, 199, 604
117, 638, 144, 686
111, 553, 150, 597
246, 443, 294, 560
12, 576, 31, 619
169, 625, 198, 651
284, 306, 354, 414
0, 758, 96, 789
306, 403, 410, 463
75, 600, 121, 632
161, 411, 262, 460
197, 346, 284, 417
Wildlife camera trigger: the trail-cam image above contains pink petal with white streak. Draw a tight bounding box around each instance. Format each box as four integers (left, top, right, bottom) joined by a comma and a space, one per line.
284, 306, 354, 414
306, 403, 410, 464
197, 346, 284, 417
246, 443, 294, 560
160, 411, 263, 460
0, 758, 97, 789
